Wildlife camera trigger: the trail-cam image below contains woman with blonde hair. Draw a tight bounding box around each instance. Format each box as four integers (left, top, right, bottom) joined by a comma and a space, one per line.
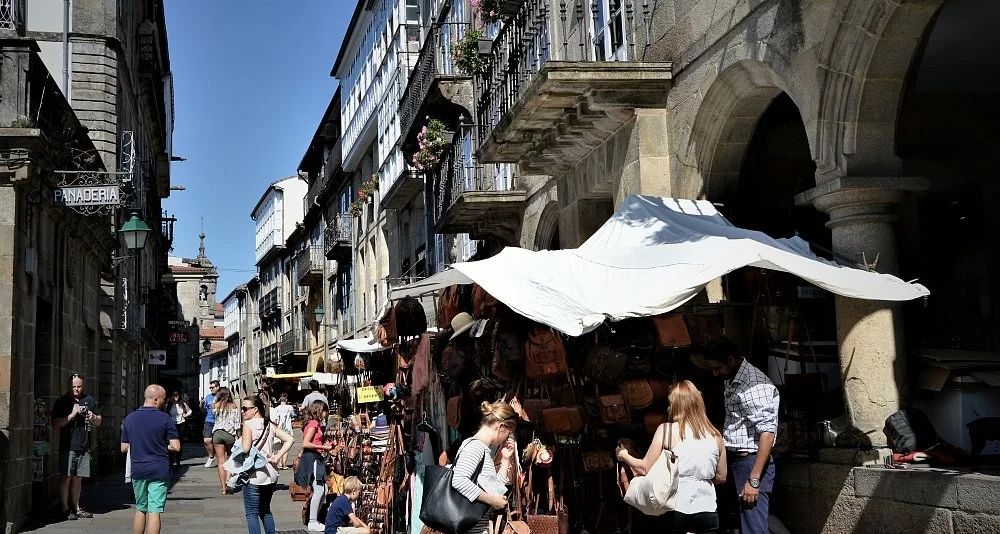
211, 387, 241, 495
294, 400, 332, 532
617, 380, 727, 533
450, 401, 518, 534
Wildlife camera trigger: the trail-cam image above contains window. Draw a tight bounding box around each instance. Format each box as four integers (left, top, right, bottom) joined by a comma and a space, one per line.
592, 0, 627, 61
199, 285, 208, 302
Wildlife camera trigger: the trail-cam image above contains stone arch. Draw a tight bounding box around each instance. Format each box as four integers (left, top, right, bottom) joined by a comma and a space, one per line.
814, 0, 944, 179
533, 201, 561, 251
688, 60, 812, 200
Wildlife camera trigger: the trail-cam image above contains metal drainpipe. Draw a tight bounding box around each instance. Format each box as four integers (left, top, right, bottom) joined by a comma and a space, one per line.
321, 221, 330, 372
62, 0, 70, 99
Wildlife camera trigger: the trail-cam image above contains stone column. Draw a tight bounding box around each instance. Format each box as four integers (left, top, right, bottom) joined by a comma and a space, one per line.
796, 176, 927, 446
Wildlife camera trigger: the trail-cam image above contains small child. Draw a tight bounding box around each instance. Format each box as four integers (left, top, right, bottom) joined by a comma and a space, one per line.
324, 476, 370, 534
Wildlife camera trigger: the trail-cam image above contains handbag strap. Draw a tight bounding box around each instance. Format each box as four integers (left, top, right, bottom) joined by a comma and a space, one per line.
661, 422, 676, 460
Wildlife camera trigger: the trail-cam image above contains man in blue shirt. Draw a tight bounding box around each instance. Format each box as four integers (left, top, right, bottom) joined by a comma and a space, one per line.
122, 385, 180, 534
202, 380, 219, 468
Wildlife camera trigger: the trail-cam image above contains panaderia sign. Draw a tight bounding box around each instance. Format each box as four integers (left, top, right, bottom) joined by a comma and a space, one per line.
53, 185, 121, 207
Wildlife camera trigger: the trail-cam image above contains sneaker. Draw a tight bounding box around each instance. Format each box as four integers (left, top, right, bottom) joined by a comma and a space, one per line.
75, 509, 93, 519
204, 457, 216, 468
307, 521, 325, 532
61, 509, 77, 521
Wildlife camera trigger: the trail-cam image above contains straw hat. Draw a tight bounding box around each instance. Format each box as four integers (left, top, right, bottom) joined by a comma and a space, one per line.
451, 312, 475, 338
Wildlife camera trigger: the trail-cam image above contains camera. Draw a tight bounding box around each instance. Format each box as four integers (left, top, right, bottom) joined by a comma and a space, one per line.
78, 405, 89, 415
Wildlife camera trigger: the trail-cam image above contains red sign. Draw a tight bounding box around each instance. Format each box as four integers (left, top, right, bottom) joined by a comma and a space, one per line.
168, 332, 188, 344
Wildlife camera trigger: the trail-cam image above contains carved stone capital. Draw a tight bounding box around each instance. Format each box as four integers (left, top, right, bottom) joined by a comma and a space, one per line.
795, 176, 928, 229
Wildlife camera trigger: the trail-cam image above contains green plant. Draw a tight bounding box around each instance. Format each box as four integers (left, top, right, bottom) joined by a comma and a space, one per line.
453, 28, 488, 75
9, 116, 34, 128
411, 119, 450, 171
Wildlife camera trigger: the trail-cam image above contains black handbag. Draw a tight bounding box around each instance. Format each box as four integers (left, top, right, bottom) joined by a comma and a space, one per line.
418, 441, 489, 534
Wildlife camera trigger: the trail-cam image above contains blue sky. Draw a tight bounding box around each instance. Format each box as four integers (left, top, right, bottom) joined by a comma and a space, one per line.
163, 1, 352, 298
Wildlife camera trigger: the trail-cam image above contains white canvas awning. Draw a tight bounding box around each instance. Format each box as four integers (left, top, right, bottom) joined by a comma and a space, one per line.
391, 195, 929, 336
336, 337, 390, 354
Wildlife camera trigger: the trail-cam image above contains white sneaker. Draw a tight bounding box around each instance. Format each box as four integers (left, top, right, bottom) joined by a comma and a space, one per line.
307, 521, 325, 532
204, 457, 216, 468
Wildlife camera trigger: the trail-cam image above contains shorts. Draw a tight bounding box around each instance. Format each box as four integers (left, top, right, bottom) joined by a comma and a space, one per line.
212, 429, 236, 446
133, 478, 168, 513
58, 450, 91, 477
202, 422, 215, 439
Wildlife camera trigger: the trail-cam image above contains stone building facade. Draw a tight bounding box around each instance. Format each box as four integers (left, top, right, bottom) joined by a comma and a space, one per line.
439, 0, 999, 531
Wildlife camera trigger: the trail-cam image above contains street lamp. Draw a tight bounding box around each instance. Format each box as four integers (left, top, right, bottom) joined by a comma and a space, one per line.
202, 338, 212, 353
119, 210, 151, 250
313, 305, 325, 325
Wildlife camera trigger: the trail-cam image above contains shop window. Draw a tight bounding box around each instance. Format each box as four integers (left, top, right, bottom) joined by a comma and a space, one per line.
592, 0, 626, 61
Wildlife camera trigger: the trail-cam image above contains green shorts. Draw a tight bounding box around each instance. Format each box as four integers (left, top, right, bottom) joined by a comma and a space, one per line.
132, 478, 168, 513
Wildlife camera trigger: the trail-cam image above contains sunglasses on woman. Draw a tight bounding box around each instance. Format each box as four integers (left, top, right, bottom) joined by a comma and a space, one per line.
240, 406, 256, 412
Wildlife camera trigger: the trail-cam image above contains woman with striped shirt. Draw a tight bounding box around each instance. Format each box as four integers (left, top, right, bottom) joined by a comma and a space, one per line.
451, 401, 518, 534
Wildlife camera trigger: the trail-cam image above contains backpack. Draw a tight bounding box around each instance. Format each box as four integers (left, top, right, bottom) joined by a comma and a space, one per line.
492, 322, 522, 380
394, 296, 427, 338
524, 326, 567, 380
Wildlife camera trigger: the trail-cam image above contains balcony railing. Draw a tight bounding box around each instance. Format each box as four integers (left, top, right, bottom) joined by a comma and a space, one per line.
279, 330, 308, 357
257, 288, 281, 318
433, 124, 516, 221
259, 343, 279, 367
324, 215, 354, 261
475, 0, 646, 148
0, 0, 25, 34
399, 22, 471, 139
296, 246, 324, 286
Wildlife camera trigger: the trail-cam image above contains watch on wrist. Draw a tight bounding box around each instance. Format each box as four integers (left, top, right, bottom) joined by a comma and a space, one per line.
748, 478, 761, 489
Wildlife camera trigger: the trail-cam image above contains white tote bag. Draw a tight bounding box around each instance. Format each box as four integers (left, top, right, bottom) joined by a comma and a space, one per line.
623, 423, 678, 516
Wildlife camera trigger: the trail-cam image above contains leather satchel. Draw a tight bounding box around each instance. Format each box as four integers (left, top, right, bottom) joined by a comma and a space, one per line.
582, 451, 614, 473
541, 406, 584, 435
651, 314, 692, 349
583, 344, 627, 384
524, 327, 567, 380
597, 383, 629, 425
620, 379, 654, 410
472, 283, 499, 319
526, 514, 559, 534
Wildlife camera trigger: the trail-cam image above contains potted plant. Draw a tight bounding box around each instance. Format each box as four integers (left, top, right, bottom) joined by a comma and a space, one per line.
349, 173, 379, 217
453, 28, 488, 75
411, 119, 451, 172
470, 0, 504, 25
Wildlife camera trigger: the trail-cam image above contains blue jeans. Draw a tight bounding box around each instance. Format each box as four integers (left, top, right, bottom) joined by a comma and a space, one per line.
242, 483, 277, 534
727, 453, 775, 534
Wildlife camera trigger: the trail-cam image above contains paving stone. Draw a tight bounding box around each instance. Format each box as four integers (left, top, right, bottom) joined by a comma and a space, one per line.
22, 444, 309, 533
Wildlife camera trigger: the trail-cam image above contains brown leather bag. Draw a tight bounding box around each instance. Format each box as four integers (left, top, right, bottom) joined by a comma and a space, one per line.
526, 515, 559, 534
437, 285, 460, 328
522, 398, 552, 423
620, 379, 654, 410
684, 313, 724, 345
290, 457, 312, 502
471, 283, 499, 319
524, 326, 567, 380
651, 314, 691, 349
597, 383, 629, 424
582, 451, 614, 472
541, 406, 583, 434
643, 412, 671, 434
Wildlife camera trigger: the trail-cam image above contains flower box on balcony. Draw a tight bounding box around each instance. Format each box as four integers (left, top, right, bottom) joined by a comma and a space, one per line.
499, 0, 526, 16
477, 38, 493, 55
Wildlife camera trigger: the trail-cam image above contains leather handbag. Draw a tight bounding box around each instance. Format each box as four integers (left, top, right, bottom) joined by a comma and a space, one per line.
596, 384, 629, 424
651, 314, 691, 349
472, 283, 499, 319
524, 326, 567, 380
419, 442, 489, 534
541, 407, 578, 434
526, 514, 559, 534
623, 422, 678, 515
438, 285, 461, 329
446, 396, 462, 429
583, 342, 627, 384
684, 313, 724, 345
620, 379, 654, 410
582, 451, 614, 473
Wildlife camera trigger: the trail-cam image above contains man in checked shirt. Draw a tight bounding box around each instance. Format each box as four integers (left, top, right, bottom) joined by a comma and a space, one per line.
703, 336, 779, 534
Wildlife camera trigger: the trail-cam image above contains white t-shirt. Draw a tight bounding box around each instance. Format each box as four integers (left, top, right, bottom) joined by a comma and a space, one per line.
300, 391, 328, 410
271, 404, 294, 432
169, 403, 191, 425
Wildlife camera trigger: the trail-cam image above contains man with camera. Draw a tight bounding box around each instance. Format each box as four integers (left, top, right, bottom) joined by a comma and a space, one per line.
52, 373, 102, 520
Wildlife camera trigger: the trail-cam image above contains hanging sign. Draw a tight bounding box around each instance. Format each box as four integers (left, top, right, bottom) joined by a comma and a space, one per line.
148, 350, 167, 366
356, 385, 384, 404
53, 185, 121, 207
168, 332, 188, 343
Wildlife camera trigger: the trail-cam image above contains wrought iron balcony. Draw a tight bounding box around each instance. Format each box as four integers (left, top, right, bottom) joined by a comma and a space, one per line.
399, 22, 474, 149
433, 124, 525, 243
257, 288, 281, 318
279, 330, 308, 357
296, 246, 324, 287
259, 343, 279, 367
474, 0, 670, 173
324, 215, 354, 262
381, 168, 425, 210
0, 0, 25, 34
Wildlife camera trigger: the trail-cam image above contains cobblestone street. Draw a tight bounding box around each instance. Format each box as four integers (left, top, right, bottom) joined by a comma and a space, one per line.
20, 444, 308, 534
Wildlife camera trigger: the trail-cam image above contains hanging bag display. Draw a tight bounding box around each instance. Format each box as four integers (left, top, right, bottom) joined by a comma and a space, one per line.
623, 422, 678, 516
596, 383, 629, 425
524, 326, 567, 380
418, 440, 490, 534
583, 336, 628, 384
395, 296, 428, 338
651, 314, 692, 350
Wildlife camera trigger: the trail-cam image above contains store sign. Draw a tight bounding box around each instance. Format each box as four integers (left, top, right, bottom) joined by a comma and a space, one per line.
53, 185, 121, 207
148, 350, 167, 366
168, 331, 189, 343
356, 386, 384, 404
